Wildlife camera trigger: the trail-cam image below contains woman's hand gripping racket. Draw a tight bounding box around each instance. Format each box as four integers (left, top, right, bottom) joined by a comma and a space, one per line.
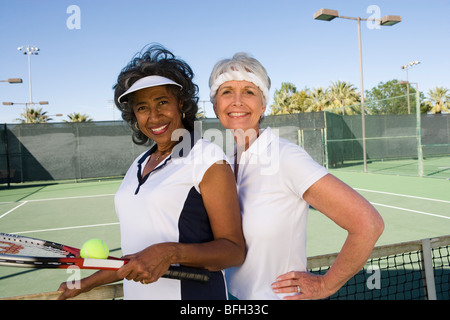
0, 233, 209, 283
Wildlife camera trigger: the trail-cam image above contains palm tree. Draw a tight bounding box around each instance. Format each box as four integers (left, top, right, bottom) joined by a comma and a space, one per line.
425, 87, 450, 114
304, 87, 329, 112
16, 107, 50, 123
270, 82, 300, 115
65, 112, 93, 122
326, 81, 360, 115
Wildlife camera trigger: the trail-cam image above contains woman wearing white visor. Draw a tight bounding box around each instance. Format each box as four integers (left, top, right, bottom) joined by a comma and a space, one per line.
209, 52, 384, 300
58, 45, 245, 300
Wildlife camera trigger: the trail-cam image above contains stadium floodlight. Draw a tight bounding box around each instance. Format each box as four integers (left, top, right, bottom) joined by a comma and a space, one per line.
380, 15, 402, 26
0, 78, 23, 83
313, 9, 339, 21
313, 8, 401, 172
18, 46, 39, 55
400, 61, 421, 114
402, 60, 420, 69
8, 78, 23, 83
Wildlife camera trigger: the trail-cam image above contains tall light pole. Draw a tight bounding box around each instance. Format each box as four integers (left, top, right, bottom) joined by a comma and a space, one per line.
401, 60, 420, 114
314, 8, 401, 172
18, 45, 40, 122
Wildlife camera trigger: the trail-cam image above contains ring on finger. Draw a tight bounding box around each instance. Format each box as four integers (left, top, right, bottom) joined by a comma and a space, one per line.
296, 285, 301, 293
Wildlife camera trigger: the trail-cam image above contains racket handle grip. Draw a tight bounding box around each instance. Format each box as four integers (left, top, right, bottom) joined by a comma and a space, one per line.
164, 266, 210, 283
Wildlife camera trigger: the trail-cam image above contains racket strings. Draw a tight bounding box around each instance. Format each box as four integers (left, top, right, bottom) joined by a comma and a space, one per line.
0, 237, 73, 258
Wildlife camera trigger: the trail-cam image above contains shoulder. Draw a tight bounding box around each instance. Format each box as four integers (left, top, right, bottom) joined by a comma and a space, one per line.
191, 138, 230, 165
266, 131, 313, 166
265, 129, 328, 188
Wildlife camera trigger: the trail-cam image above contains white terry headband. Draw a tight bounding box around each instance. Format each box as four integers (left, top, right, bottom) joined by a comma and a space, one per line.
209, 70, 269, 105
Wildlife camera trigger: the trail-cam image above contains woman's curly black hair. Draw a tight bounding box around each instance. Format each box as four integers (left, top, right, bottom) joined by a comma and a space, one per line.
113, 44, 199, 145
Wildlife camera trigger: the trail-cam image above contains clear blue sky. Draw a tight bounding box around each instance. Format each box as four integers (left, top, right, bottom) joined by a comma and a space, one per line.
1, 0, 449, 123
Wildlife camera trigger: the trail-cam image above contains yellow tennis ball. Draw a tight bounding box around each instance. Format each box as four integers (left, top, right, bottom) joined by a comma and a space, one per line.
80, 239, 109, 259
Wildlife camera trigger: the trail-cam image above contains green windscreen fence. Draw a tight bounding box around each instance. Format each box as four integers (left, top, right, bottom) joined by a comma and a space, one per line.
325, 94, 449, 178
1, 101, 448, 185
0, 121, 150, 184
0, 115, 326, 185
326, 113, 419, 164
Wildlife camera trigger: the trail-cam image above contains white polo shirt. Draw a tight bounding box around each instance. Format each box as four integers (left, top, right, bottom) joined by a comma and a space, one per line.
225, 127, 328, 300
115, 131, 230, 300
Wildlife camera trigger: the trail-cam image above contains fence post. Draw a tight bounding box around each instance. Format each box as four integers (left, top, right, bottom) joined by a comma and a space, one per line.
4, 124, 11, 188
421, 238, 437, 300
322, 112, 329, 169
416, 90, 423, 177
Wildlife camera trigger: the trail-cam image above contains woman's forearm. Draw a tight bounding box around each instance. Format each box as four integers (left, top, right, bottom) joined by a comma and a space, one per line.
321, 225, 383, 295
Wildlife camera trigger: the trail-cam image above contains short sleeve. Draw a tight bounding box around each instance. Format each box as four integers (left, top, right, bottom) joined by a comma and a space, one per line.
279, 142, 328, 199
190, 139, 231, 193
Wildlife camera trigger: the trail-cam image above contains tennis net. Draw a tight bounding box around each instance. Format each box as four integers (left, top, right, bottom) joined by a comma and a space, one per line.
308, 235, 450, 300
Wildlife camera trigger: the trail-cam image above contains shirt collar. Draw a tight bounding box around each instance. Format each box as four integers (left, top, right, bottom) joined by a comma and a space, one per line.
134, 129, 200, 195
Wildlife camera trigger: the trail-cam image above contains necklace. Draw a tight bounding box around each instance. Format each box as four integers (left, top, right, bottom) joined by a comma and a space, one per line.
153, 149, 171, 161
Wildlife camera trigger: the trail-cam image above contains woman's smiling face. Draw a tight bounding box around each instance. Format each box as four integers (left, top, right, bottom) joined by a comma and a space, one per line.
131, 85, 184, 148
214, 80, 266, 133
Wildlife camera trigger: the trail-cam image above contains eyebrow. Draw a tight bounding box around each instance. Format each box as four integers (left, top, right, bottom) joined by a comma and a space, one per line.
135, 95, 170, 106
219, 84, 258, 90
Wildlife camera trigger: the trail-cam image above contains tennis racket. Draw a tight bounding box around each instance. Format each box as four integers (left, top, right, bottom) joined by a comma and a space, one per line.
0, 233, 210, 283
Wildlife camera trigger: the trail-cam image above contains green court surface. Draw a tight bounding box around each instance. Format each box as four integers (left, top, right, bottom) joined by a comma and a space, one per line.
308, 171, 449, 256
0, 171, 449, 299
329, 156, 450, 179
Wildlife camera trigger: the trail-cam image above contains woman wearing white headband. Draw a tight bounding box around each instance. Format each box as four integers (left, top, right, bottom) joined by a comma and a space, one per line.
58, 44, 245, 300
209, 52, 384, 300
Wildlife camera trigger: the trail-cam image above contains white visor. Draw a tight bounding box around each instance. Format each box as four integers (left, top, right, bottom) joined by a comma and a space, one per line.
118, 75, 182, 103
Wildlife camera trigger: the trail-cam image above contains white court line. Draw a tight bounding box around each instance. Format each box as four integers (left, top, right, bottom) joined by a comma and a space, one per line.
10, 222, 120, 235
24, 194, 115, 202
0, 193, 115, 205
0, 201, 28, 219
372, 202, 450, 220
355, 188, 450, 204
0, 194, 118, 234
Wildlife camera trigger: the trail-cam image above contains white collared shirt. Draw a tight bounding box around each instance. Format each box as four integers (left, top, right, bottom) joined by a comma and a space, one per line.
226, 127, 328, 300
115, 136, 229, 300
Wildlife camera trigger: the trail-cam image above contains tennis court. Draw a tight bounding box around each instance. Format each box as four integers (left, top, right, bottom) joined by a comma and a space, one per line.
0, 170, 449, 299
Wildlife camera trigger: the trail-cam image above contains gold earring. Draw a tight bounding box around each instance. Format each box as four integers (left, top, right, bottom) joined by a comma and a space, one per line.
134, 122, 139, 131
182, 113, 186, 119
